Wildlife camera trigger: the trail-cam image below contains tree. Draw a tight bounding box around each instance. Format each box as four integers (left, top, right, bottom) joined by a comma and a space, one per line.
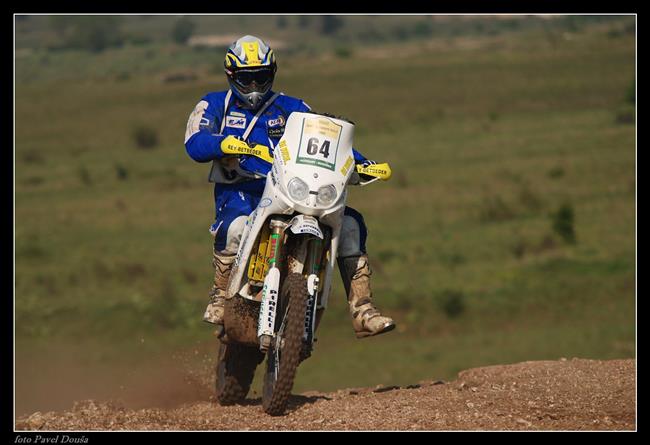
172, 17, 197, 45
276, 16, 288, 29
49, 16, 124, 53
297, 16, 311, 29
321, 15, 344, 36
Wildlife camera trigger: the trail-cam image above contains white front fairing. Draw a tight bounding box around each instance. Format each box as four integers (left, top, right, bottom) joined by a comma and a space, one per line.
274, 112, 356, 214
227, 112, 356, 306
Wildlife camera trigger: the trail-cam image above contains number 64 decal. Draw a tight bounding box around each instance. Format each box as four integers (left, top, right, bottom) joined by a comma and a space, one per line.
297, 117, 342, 171
306, 138, 331, 157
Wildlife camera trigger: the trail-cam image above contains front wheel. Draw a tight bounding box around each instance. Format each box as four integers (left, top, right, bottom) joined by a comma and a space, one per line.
262, 272, 308, 415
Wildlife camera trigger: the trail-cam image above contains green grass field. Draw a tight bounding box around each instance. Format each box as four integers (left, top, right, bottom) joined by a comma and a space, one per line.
14, 15, 635, 414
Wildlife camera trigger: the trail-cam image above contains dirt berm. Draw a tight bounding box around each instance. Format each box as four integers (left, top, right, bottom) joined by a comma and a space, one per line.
16, 358, 635, 431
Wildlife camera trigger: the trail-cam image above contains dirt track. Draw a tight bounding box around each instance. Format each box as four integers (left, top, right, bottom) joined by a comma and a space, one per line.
16, 358, 635, 431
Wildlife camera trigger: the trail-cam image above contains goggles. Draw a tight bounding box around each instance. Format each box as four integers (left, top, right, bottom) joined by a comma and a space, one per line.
231, 68, 275, 88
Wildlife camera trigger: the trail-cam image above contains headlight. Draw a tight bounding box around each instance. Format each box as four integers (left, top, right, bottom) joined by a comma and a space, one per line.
316, 184, 337, 206
287, 177, 309, 202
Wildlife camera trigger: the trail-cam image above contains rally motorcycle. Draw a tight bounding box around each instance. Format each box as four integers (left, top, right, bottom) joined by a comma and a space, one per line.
215, 111, 391, 416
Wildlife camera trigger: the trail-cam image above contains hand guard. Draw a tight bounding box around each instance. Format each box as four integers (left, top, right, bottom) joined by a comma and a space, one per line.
220, 135, 274, 163
355, 162, 392, 181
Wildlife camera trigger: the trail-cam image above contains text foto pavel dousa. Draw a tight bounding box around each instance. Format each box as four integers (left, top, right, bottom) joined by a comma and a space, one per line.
16, 436, 88, 444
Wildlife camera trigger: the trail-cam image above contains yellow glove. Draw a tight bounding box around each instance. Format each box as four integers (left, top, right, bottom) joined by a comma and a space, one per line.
355, 162, 392, 181
220, 136, 274, 164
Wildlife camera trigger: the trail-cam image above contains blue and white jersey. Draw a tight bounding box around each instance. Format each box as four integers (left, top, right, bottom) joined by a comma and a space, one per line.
185, 90, 367, 195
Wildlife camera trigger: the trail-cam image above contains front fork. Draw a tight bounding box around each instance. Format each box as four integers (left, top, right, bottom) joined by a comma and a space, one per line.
303, 237, 324, 347
257, 219, 285, 353
257, 219, 328, 354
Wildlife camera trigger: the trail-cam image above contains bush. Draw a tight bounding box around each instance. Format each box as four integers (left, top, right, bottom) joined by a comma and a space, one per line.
438, 290, 466, 319
511, 234, 557, 260
115, 71, 131, 82
125, 34, 152, 46
615, 107, 635, 125
511, 238, 528, 259
21, 150, 45, 164
357, 27, 387, 43
162, 71, 197, 83
78, 166, 92, 186
439, 251, 466, 270
551, 203, 576, 244
377, 249, 398, 263
22, 176, 45, 187
115, 163, 129, 180
334, 46, 352, 58
132, 125, 159, 149
518, 184, 543, 212
18, 239, 47, 260
413, 21, 433, 38
171, 17, 196, 45
479, 195, 516, 223
547, 166, 565, 179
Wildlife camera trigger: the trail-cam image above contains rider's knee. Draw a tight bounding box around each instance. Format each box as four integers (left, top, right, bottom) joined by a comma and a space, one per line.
213, 215, 248, 256
339, 214, 364, 257
223, 215, 248, 255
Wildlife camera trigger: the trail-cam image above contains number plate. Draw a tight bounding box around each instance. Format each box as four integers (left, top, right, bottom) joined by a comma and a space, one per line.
296, 117, 342, 171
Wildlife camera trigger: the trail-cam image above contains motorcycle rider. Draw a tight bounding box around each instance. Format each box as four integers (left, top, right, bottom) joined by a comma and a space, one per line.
184, 35, 395, 340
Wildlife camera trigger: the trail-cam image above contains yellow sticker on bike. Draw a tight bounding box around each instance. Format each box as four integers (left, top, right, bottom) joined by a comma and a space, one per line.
296, 117, 342, 171
279, 140, 291, 164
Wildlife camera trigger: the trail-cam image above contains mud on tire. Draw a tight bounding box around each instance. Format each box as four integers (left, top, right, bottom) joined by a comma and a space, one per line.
215, 342, 264, 405
262, 272, 308, 416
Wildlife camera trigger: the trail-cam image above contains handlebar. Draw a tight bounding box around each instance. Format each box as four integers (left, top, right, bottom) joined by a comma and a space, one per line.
222, 136, 392, 186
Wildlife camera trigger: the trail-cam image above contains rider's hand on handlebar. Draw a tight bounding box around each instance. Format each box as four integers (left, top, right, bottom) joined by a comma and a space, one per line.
220, 135, 274, 163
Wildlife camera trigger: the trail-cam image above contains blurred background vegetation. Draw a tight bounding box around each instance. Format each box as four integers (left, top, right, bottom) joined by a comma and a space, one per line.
14, 14, 635, 415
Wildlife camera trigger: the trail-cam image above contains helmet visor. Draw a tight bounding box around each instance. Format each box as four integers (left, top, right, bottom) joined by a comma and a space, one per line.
231, 68, 275, 90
